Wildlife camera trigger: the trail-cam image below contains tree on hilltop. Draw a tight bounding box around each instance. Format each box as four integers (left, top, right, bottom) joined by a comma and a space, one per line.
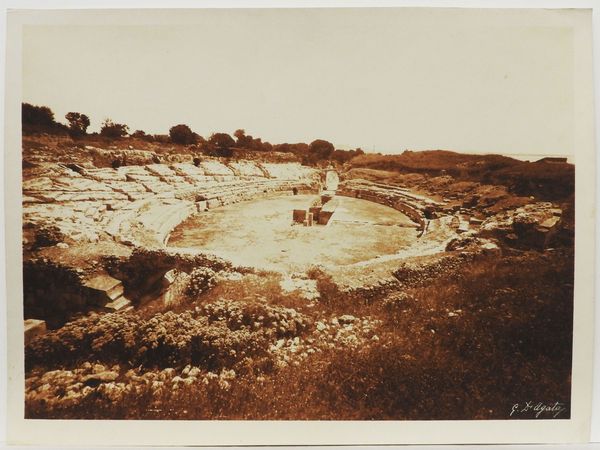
22, 103, 56, 127
234, 129, 253, 148
302, 139, 334, 165
65, 112, 90, 137
22, 103, 69, 135
208, 133, 235, 157
209, 132, 235, 149
309, 139, 335, 159
169, 124, 196, 145
131, 130, 148, 138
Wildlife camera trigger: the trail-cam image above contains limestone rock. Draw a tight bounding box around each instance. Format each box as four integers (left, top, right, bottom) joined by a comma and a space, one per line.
24, 319, 47, 344
338, 315, 357, 325
479, 202, 562, 249
82, 371, 119, 386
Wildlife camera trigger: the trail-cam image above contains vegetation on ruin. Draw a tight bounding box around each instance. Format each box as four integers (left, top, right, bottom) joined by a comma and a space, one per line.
25, 248, 573, 420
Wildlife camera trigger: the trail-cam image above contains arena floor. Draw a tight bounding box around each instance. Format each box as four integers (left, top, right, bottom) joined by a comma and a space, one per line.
167, 194, 418, 272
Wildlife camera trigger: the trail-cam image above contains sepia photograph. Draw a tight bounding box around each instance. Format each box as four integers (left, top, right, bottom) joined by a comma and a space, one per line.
4, 4, 597, 446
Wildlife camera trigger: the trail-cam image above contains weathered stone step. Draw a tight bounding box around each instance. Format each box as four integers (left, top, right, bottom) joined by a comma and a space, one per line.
142, 201, 196, 244
145, 164, 176, 177
107, 283, 124, 300
24, 319, 47, 344
82, 274, 124, 301
104, 296, 132, 312
83, 274, 121, 292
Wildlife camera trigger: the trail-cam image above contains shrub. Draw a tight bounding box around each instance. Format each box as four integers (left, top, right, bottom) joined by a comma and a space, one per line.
26, 312, 143, 368
209, 132, 235, 149
26, 298, 311, 372
105, 248, 233, 294
215, 147, 234, 158
131, 130, 154, 142
33, 226, 65, 249
186, 267, 217, 297
381, 292, 415, 311
306, 266, 341, 306
100, 119, 129, 139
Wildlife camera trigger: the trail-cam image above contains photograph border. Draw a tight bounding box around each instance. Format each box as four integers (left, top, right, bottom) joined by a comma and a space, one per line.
4, 4, 597, 446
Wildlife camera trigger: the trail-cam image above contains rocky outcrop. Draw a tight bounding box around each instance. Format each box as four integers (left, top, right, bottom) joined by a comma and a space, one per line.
24, 319, 47, 344
392, 253, 476, 288
445, 233, 501, 256
478, 202, 563, 250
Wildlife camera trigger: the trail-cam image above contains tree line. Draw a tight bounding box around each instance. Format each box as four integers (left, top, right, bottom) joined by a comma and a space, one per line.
22, 103, 364, 165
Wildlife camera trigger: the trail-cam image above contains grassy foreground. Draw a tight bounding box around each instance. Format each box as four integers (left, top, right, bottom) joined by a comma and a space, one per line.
25, 249, 573, 420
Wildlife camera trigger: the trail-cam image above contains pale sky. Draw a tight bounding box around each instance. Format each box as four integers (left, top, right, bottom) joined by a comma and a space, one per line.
22, 8, 574, 157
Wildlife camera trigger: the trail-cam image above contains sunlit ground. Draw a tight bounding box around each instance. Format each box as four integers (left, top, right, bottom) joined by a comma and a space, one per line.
168, 195, 417, 271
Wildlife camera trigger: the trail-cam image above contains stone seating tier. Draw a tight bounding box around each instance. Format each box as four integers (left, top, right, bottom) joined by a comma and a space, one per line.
199, 160, 234, 176
261, 163, 317, 180
84, 168, 128, 182
337, 179, 444, 231
228, 161, 265, 177
23, 161, 318, 247
145, 164, 177, 177
170, 163, 205, 177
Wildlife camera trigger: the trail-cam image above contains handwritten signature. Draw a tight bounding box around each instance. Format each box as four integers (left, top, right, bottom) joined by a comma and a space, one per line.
510, 401, 567, 419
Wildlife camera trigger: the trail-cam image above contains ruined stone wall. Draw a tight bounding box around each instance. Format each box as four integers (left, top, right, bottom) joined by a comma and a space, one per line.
337, 185, 427, 230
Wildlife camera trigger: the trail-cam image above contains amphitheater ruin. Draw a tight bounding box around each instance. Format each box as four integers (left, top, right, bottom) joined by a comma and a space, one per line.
23, 143, 565, 338
21, 138, 573, 420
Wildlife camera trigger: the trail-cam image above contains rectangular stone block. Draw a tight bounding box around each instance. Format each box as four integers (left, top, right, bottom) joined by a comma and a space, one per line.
307, 212, 313, 226
321, 197, 339, 212
318, 210, 334, 225
24, 319, 47, 345
293, 209, 307, 223
321, 193, 335, 204
309, 206, 321, 222
104, 296, 132, 312
207, 198, 221, 209
196, 200, 208, 211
